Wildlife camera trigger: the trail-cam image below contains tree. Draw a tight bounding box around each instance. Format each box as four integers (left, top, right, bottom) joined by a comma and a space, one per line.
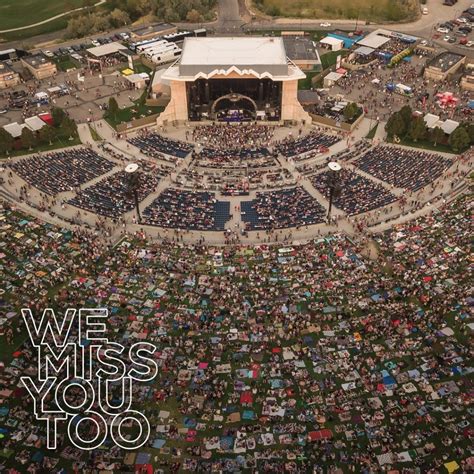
409, 117, 426, 142
385, 112, 406, 140
108, 97, 120, 121
0, 128, 14, 155
460, 122, 474, 145
21, 128, 36, 150
110, 8, 131, 26
430, 127, 445, 147
61, 117, 78, 138
39, 126, 57, 145
51, 107, 66, 128
398, 105, 413, 128
448, 126, 470, 152
186, 8, 202, 22
343, 102, 359, 123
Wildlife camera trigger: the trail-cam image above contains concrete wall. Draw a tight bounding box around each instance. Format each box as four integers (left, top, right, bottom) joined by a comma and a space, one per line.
281, 80, 311, 124
156, 80, 188, 125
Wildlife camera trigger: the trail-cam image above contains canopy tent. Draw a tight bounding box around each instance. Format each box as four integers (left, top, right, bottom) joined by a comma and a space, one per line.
25, 116, 46, 132
440, 119, 459, 135
320, 37, 344, 51
423, 113, 441, 129
354, 46, 375, 57
3, 122, 26, 138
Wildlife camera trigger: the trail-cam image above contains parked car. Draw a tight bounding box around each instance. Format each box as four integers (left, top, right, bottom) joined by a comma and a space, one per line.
320, 22, 331, 27
466, 41, 474, 47
443, 35, 451, 42
42, 50, 54, 58
91, 39, 100, 47
437, 27, 450, 33
448, 37, 457, 43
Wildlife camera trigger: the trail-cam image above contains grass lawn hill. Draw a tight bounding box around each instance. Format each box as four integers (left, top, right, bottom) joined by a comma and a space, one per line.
252, 0, 419, 22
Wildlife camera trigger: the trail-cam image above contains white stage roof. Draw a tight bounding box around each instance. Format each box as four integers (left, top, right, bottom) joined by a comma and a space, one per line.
178, 37, 288, 77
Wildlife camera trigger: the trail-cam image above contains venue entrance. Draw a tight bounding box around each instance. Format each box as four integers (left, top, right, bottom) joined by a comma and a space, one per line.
186, 78, 282, 122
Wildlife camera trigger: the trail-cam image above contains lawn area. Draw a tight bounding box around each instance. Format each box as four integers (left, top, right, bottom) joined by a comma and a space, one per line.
1, 136, 82, 159
0, 0, 83, 30
320, 50, 348, 69
104, 92, 165, 129
54, 55, 80, 72
396, 137, 456, 155
298, 71, 319, 90
252, 0, 418, 21
366, 123, 378, 139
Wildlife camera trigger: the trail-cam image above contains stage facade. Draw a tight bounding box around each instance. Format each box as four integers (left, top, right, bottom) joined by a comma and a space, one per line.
158, 37, 311, 124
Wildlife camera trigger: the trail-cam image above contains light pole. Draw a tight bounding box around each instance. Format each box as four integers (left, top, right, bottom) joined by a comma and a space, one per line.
326, 161, 342, 224
125, 163, 141, 224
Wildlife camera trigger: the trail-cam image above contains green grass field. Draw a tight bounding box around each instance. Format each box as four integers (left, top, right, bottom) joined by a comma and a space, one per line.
253, 0, 419, 22
0, 0, 84, 30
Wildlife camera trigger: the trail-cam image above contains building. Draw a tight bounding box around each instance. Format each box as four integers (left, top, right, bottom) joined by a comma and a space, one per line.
282, 36, 321, 71
131, 23, 176, 41
424, 52, 466, 82
21, 55, 57, 80
158, 37, 311, 125
0, 62, 21, 89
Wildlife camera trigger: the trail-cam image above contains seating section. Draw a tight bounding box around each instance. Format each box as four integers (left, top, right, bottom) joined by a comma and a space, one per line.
241, 187, 326, 230
143, 189, 230, 231
10, 149, 114, 195
128, 133, 193, 159
68, 171, 160, 218
276, 130, 341, 158
311, 170, 397, 215
354, 145, 453, 192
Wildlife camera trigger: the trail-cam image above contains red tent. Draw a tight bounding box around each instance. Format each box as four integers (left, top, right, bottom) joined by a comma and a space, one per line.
38, 112, 53, 126
240, 391, 253, 405
308, 429, 333, 441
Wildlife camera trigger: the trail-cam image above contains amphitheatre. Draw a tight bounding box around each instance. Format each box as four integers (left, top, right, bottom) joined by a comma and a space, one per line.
0, 7, 473, 473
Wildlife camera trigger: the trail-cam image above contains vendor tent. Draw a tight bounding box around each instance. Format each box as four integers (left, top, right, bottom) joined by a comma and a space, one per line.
320, 36, 343, 51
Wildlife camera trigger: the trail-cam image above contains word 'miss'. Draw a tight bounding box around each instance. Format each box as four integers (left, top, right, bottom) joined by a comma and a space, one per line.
20, 308, 158, 450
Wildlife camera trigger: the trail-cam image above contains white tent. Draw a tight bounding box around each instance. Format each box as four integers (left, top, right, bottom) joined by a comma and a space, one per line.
25, 116, 46, 132
423, 113, 440, 129
320, 36, 343, 51
3, 122, 25, 138
440, 119, 459, 135
323, 71, 344, 88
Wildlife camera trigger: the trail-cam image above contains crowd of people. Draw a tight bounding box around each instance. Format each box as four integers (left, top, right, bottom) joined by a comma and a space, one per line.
311, 169, 398, 215
189, 124, 276, 150
68, 170, 161, 219
355, 145, 453, 191
241, 187, 326, 230
276, 130, 341, 158
129, 132, 194, 159
142, 189, 230, 231
0, 192, 472, 472
9, 148, 114, 195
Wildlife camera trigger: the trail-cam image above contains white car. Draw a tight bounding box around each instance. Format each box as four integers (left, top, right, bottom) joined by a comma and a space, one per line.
43, 50, 54, 58
466, 41, 474, 47
91, 39, 100, 47
443, 35, 451, 42
437, 27, 449, 33
320, 22, 331, 28
457, 17, 468, 23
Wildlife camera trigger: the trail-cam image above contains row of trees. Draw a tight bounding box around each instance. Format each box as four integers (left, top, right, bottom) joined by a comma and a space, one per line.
0, 108, 78, 155
385, 105, 473, 153
65, 0, 217, 38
